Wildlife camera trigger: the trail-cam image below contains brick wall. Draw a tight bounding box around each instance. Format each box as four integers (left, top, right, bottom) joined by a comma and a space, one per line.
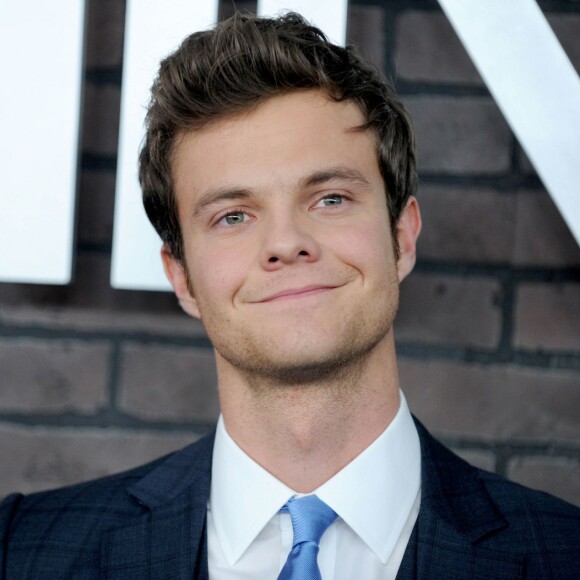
0, 0, 578, 505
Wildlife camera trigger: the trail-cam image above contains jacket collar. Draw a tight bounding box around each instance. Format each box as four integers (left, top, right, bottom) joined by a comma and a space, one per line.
410, 419, 524, 579
415, 419, 505, 540
127, 431, 214, 508
101, 431, 215, 580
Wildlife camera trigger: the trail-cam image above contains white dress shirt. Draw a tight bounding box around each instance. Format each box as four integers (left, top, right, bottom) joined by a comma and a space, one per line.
208, 391, 421, 579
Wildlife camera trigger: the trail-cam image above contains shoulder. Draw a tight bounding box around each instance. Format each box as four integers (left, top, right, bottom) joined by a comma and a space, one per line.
416, 418, 580, 574
477, 463, 579, 515
417, 417, 579, 523
1, 429, 215, 526
0, 432, 214, 578
474, 465, 580, 577
0, 451, 168, 541
477, 465, 580, 542
0, 457, 162, 578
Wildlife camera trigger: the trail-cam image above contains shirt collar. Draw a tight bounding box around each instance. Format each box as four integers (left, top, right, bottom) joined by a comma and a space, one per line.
316, 390, 421, 563
209, 390, 421, 565
210, 415, 294, 564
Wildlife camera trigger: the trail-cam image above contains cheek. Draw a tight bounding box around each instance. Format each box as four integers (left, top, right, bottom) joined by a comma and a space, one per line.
188, 244, 250, 306
331, 222, 394, 276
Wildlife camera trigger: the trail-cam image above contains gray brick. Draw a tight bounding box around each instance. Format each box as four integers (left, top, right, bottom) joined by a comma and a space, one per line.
450, 448, 496, 472
395, 11, 482, 84
119, 344, 219, 422
404, 96, 511, 174
513, 190, 580, 267
400, 359, 580, 442
0, 305, 207, 338
81, 84, 121, 156
417, 186, 517, 263
507, 456, 580, 507
515, 283, 580, 351
548, 14, 580, 77
0, 424, 195, 497
85, 0, 126, 69
348, 5, 385, 71
77, 171, 116, 245
396, 274, 502, 348
0, 339, 109, 413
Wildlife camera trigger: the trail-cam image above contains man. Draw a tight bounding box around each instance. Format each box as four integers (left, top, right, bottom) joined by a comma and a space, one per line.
1, 12, 578, 579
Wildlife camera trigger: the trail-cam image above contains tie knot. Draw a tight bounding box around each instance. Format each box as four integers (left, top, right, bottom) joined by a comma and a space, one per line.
284, 495, 338, 547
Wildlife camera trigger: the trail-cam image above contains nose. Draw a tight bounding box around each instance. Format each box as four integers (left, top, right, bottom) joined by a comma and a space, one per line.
259, 211, 321, 270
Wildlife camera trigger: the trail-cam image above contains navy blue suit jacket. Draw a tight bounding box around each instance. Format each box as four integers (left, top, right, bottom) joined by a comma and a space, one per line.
1, 420, 578, 579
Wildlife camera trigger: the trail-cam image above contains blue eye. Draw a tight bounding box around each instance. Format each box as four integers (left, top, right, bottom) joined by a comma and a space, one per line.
220, 211, 248, 225
319, 195, 343, 207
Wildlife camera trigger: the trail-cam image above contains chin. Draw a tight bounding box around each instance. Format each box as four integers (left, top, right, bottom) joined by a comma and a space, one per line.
219, 330, 389, 388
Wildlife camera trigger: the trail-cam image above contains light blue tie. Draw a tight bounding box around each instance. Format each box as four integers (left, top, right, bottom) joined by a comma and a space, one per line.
278, 495, 338, 580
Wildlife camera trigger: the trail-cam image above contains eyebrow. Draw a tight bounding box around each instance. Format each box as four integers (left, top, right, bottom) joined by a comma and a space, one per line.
192, 188, 255, 219
191, 165, 372, 219
299, 165, 372, 189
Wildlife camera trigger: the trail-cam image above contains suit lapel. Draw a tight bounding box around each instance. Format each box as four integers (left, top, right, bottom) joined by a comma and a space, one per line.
410, 420, 523, 579
101, 432, 214, 580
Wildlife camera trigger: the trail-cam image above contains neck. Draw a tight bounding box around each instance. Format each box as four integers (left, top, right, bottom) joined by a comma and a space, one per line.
218, 334, 400, 493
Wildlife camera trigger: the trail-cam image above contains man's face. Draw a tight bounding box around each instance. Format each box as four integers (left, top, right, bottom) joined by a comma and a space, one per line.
167, 90, 418, 385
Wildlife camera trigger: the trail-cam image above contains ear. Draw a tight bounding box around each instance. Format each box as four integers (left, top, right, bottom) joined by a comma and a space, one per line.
396, 196, 422, 282
161, 245, 201, 319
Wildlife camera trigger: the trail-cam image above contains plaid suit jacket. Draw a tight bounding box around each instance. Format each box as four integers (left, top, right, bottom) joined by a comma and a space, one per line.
1, 420, 578, 579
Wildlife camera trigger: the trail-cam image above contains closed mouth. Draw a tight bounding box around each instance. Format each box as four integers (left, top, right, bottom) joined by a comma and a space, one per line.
256, 285, 339, 303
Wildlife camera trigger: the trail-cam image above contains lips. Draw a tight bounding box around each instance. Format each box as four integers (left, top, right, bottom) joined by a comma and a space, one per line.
254, 285, 339, 303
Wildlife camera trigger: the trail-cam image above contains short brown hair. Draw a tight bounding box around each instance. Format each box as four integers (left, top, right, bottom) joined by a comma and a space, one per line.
139, 11, 417, 262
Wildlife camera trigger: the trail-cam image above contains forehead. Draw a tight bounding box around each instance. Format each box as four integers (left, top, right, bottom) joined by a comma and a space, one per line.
171, 90, 380, 202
